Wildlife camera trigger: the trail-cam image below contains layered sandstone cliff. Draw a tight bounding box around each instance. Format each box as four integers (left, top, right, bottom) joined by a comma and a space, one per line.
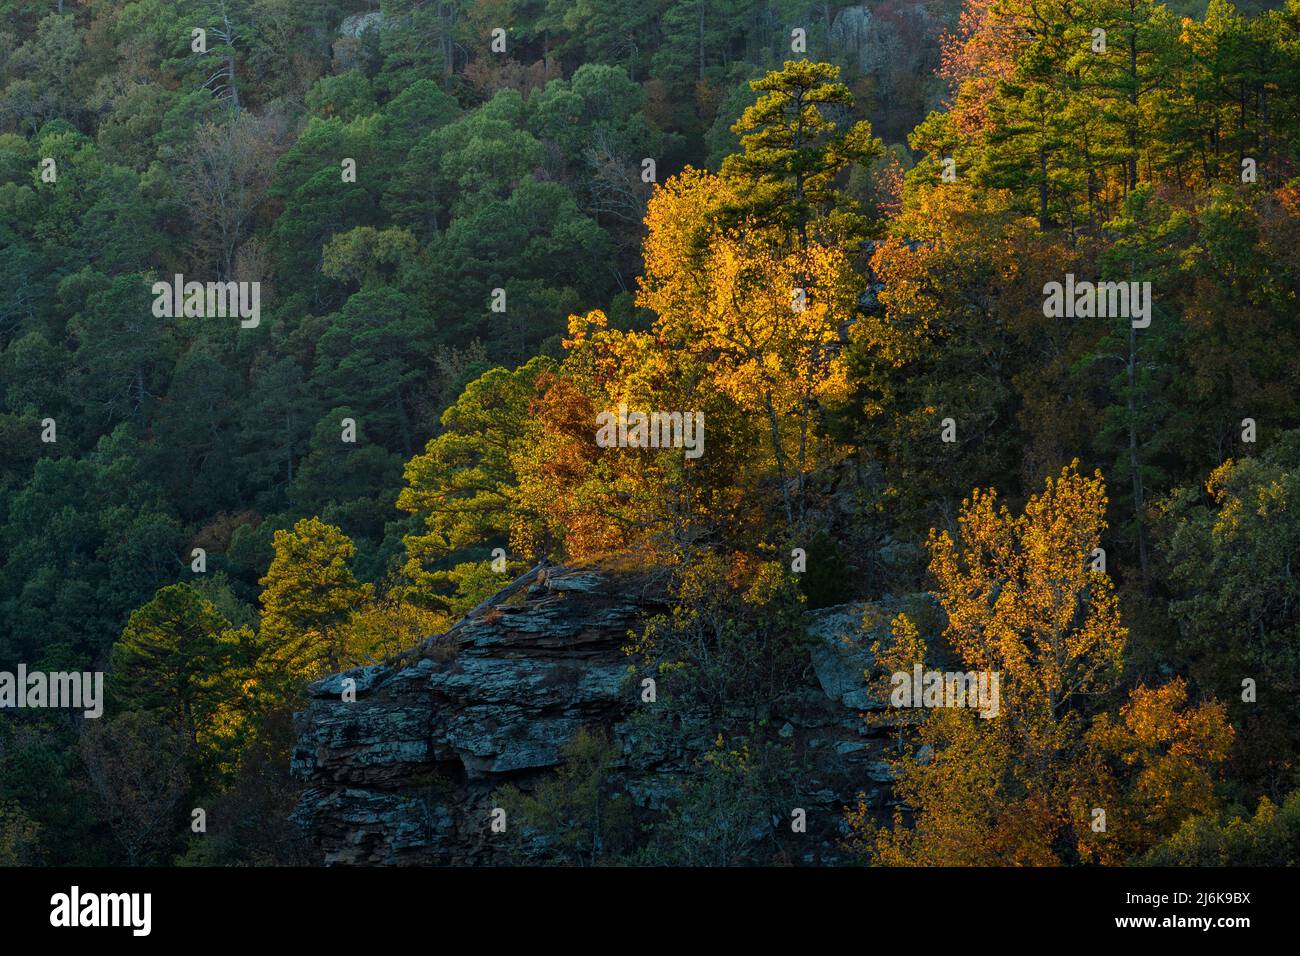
291, 565, 916, 864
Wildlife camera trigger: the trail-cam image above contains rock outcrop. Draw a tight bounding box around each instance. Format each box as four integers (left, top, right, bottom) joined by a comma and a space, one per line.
291, 564, 920, 865
339, 11, 386, 39
829, 4, 874, 73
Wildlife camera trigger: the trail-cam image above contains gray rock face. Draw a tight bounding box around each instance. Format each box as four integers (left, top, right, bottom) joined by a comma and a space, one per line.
291, 566, 650, 863
830, 5, 874, 72
339, 11, 386, 39
291, 566, 915, 865
808, 602, 883, 710
806, 591, 939, 713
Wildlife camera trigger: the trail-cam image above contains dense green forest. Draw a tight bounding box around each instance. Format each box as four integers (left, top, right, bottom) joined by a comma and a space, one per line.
1, 0, 1299, 866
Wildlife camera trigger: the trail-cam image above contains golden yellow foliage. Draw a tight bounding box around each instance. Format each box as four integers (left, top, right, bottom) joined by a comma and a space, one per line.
1081, 679, 1233, 863
928, 462, 1124, 735
852, 463, 1230, 865
636, 168, 863, 535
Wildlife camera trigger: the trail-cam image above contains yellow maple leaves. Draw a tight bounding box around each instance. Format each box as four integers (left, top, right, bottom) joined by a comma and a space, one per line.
640, 165, 860, 418
930, 462, 1124, 730
854, 463, 1233, 865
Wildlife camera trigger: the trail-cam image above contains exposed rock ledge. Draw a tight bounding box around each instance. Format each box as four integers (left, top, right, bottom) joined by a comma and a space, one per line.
291, 565, 918, 865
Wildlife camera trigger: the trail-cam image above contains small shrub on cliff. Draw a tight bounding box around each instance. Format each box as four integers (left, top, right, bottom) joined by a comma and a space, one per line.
494, 727, 634, 865
636, 735, 793, 866
625, 552, 809, 721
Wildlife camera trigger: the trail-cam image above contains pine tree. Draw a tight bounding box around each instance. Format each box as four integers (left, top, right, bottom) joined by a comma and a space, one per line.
721, 58, 881, 248
258, 517, 372, 682
110, 583, 256, 773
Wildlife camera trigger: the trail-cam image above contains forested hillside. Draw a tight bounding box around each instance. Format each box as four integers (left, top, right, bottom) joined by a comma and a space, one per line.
1, 0, 1298, 867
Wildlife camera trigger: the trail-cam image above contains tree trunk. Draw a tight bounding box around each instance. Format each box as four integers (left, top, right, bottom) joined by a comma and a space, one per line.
1038, 146, 1049, 230
764, 390, 795, 534
698, 0, 706, 81
1126, 321, 1151, 591
1127, 16, 1139, 191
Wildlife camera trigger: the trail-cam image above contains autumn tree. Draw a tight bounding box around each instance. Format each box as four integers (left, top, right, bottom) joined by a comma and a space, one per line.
632, 63, 881, 539
638, 167, 862, 539
1083, 678, 1232, 862
854, 463, 1231, 864
512, 310, 764, 563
